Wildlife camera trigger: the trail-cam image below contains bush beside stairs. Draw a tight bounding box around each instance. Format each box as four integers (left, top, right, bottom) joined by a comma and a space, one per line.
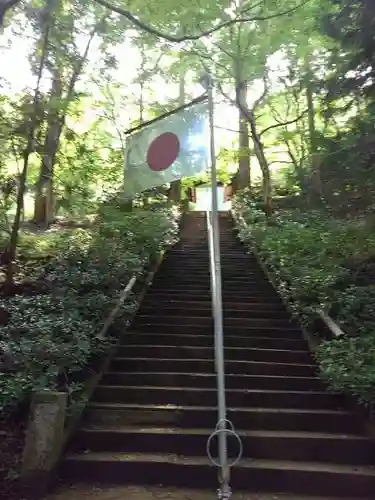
60, 212, 375, 498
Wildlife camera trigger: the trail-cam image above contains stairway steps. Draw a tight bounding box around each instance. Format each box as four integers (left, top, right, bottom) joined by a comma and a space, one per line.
101, 372, 323, 391
157, 259, 258, 267
155, 265, 262, 272
123, 333, 307, 350
153, 275, 267, 283
168, 249, 250, 256
138, 306, 290, 319
61, 452, 375, 497
60, 213, 375, 497
114, 345, 312, 364
73, 426, 374, 465
93, 385, 344, 410
150, 273, 269, 281
150, 282, 275, 291
164, 254, 256, 260
84, 403, 361, 434
129, 323, 306, 339
156, 269, 265, 277
109, 358, 316, 377
133, 315, 296, 329
158, 266, 261, 274
141, 299, 286, 311
146, 291, 283, 303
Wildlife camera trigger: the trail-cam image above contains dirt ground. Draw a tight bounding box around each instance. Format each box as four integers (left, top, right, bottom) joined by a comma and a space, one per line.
45, 484, 342, 500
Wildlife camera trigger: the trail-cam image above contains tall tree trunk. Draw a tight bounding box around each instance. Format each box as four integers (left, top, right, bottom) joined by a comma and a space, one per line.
123, 144, 133, 212
168, 68, 185, 203
304, 55, 322, 203
247, 110, 272, 217
33, 73, 62, 225
33, 21, 99, 226
236, 80, 251, 189
139, 57, 148, 208
4, 15, 50, 290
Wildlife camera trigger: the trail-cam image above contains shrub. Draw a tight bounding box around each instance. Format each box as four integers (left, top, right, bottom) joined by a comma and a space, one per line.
0, 200, 179, 414
316, 334, 375, 406
232, 190, 375, 405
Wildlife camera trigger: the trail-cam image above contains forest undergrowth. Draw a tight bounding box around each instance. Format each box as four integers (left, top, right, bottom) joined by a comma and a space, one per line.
0, 196, 179, 498
233, 190, 375, 409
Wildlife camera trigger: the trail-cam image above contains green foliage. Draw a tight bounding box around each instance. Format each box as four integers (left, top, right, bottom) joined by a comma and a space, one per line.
323, 0, 375, 100
318, 108, 375, 208
316, 335, 375, 406
233, 191, 375, 405
0, 200, 179, 414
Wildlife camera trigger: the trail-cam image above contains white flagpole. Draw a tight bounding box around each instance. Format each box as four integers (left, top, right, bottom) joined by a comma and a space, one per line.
206, 76, 231, 496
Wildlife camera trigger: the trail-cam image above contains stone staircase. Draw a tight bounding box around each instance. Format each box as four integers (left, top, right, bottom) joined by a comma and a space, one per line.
61, 212, 375, 498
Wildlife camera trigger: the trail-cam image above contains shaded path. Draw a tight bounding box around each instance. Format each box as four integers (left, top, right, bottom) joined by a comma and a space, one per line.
46, 484, 343, 500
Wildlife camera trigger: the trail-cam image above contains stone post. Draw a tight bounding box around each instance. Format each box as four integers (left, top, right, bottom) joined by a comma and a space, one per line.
21, 391, 68, 482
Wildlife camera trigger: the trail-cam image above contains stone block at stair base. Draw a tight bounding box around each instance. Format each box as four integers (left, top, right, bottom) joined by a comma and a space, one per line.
21, 391, 68, 483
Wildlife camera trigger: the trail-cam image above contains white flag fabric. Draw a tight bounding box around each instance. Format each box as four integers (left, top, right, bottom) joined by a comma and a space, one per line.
123, 100, 209, 197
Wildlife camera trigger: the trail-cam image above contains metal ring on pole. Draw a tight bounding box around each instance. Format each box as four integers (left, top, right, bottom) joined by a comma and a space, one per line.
206, 420, 243, 468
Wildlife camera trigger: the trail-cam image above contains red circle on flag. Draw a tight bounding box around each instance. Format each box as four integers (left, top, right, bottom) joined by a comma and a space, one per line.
147, 132, 180, 172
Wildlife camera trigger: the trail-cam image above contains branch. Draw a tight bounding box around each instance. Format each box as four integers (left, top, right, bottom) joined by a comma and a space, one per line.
268, 159, 294, 166
185, 48, 229, 73
260, 109, 308, 136
215, 124, 242, 134
211, 38, 236, 61
252, 73, 269, 111
218, 81, 250, 121
92, 0, 311, 43
101, 85, 126, 150
285, 141, 298, 168
193, 0, 264, 48
268, 100, 285, 124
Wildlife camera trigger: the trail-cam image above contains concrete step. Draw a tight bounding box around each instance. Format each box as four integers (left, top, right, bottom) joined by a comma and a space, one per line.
130, 322, 304, 339
92, 385, 344, 410
123, 332, 307, 350
138, 305, 290, 319
114, 345, 312, 364
61, 452, 375, 497
84, 403, 361, 434
155, 267, 264, 277
73, 426, 374, 465
155, 264, 263, 272
150, 280, 276, 291
109, 358, 317, 377
132, 315, 296, 329
147, 289, 282, 301
153, 273, 267, 283
145, 291, 283, 303
141, 299, 286, 311
101, 372, 324, 391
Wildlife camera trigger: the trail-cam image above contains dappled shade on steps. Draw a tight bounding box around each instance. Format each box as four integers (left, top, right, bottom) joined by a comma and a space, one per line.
61, 212, 375, 498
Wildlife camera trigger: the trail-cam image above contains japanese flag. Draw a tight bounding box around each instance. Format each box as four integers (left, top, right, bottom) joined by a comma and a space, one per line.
123, 100, 209, 197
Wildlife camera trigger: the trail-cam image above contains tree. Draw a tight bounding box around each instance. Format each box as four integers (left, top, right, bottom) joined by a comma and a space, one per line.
30, 0, 114, 225
0, 0, 21, 27
192, 0, 318, 214
3, 2, 51, 288
323, 0, 375, 102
